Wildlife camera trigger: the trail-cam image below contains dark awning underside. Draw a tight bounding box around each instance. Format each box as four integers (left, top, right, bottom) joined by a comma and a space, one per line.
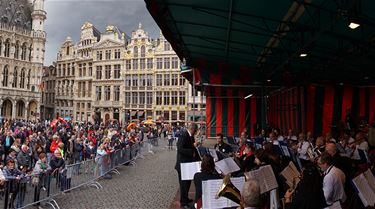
146, 0, 375, 88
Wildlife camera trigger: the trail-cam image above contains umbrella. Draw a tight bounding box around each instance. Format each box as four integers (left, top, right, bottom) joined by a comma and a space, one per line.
144, 120, 155, 125
127, 122, 137, 131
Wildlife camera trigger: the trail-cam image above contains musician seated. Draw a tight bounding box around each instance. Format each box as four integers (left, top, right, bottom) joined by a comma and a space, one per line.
283, 163, 327, 209
237, 132, 248, 158
238, 178, 262, 209
193, 154, 221, 209
238, 143, 256, 172
214, 133, 233, 154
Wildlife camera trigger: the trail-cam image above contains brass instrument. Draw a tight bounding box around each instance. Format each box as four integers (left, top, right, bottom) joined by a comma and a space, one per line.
282, 176, 301, 209
215, 175, 242, 205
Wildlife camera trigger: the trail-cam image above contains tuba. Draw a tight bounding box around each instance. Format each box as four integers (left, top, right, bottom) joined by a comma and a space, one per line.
215, 175, 242, 205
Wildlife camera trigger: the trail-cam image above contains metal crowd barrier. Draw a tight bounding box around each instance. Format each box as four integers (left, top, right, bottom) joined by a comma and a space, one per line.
0, 142, 143, 209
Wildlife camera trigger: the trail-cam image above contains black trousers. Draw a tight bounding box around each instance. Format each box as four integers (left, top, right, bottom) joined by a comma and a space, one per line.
177, 169, 191, 206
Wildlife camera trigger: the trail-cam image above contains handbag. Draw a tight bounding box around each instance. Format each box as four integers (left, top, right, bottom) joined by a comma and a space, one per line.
32, 176, 40, 186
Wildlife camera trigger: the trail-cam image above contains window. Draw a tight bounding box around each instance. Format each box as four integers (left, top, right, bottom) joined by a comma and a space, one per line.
114, 86, 120, 101
105, 65, 111, 79
14, 41, 19, 59
96, 51, 103, 60
125, 75, 131, 86
171, 91, 178, 105
172, 57, 179, 69
147, 58, 153, 69
164, 57, 170, 69
164, 41, 171, 51
82, 63, 86, 76
164, 111, 170, 121
104, 86, 111, 101
28, 44, 32, 61
180, 111, 186, 121
88, 81, 92, 97
2, 65, 9, 87
88, 63, 92, 76
96, 66, 102, 79
114, 64, 121, 79
164, 91, 170, 105
66, 46, 70, 56
105, 50, 111, 60
132, 76, 138, 86
67, 63, 71, 76
156, 91, 162, 105
191, 87, 198, 97
179, 91, 186, 105
146, 92, 152, 104
125, 92, 131, 104
141, 45, 146, 57
96, 86, 102, 101
139, 92, 145, 104
21, 43, 27, 60
82, 81, 86, 97
20, 69, 25, 88
146, 74, 152, 86
172, 111, 178, 121
12, 67, 18, 88
0, 39, 2, 56
140, 75, 146, 86
27, 70, 31, 89
180, 76, 186, 86
132, 92, 138, 104
126, 60, 131, 70
79, 64, 82, 77
140, 58, 145, 70
172, 74, 178, 85
114, 49, 121, 59
156, 58, 163, 69
72, 65, 75, 75
134, 46, 138, 57
164, 74, 170, 86
133, 59, 138, 70
4, 39, 10, 57
156, 74, 162, 86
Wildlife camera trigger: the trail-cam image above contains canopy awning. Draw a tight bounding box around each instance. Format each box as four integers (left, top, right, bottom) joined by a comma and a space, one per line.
146, 0, 375, 90
130, 111, 137, 117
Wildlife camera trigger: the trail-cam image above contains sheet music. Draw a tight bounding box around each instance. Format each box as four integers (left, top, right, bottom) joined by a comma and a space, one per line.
181, 161, 201, 180
364, 169, 375, 196
281, 162, 300, 188
245, 165, 278, 194
208, 149, 219, 162
352, 173, 375, 207
329, 201, 342, 209
215, 157, 240, 175
202, 177, 245, 209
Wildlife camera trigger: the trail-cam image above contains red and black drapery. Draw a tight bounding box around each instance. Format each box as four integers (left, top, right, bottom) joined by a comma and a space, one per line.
267, 85, 375, 136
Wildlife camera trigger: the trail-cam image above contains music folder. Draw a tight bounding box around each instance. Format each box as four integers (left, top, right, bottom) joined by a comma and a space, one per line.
352, 169, 375, 207
214, 157, 240, 175
245, 165, 278, 194
180, 161, 201, 180
202, 176, 245, 209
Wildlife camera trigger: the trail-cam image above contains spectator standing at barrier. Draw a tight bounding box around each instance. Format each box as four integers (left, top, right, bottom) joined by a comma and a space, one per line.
3, 159, 24, 208
6, 149, 18, 168
86, 140, 96, 160
49, 135, 60, 154
17, 144, 30, 171
11, 138, 21, 154
50, 150, 66, 191
32, 153, 49, 206
175, 123, 200, 209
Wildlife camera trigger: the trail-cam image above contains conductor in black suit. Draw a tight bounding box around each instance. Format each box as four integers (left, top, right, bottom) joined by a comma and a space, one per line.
175, 123, 200, 209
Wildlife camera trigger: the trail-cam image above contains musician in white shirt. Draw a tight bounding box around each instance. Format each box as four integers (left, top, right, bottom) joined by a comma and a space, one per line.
297, 132, 310, 163
318, 152, 346, 208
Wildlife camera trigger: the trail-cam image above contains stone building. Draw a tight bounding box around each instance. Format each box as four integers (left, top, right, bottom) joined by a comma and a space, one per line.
53, 22, 204, 124
40, 65, 56, 120
0, 0, 46, 120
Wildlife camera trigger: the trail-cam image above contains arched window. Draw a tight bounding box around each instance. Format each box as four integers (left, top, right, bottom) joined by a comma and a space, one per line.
12, 67, 18, 88
27, 69, 31, 89
4, 39, 10, 57
28, 44, 32, 61
2, 65, 9, 87
66, 46, 70, 55
0, 38, 2, 56
21, 43, 27, 60
14, 41, 20, 59
134, 46, 138, 57
20, 68, 26, 88
141, 45, 145, 57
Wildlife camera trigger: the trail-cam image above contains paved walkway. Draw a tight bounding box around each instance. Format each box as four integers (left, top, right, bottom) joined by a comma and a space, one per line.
54, 140, 179, 209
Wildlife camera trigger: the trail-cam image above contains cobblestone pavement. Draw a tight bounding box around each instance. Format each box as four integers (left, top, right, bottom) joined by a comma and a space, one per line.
53, 139, 178, 209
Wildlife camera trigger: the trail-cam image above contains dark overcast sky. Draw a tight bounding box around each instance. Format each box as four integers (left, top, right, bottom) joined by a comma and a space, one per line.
44, 0, 159, 66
